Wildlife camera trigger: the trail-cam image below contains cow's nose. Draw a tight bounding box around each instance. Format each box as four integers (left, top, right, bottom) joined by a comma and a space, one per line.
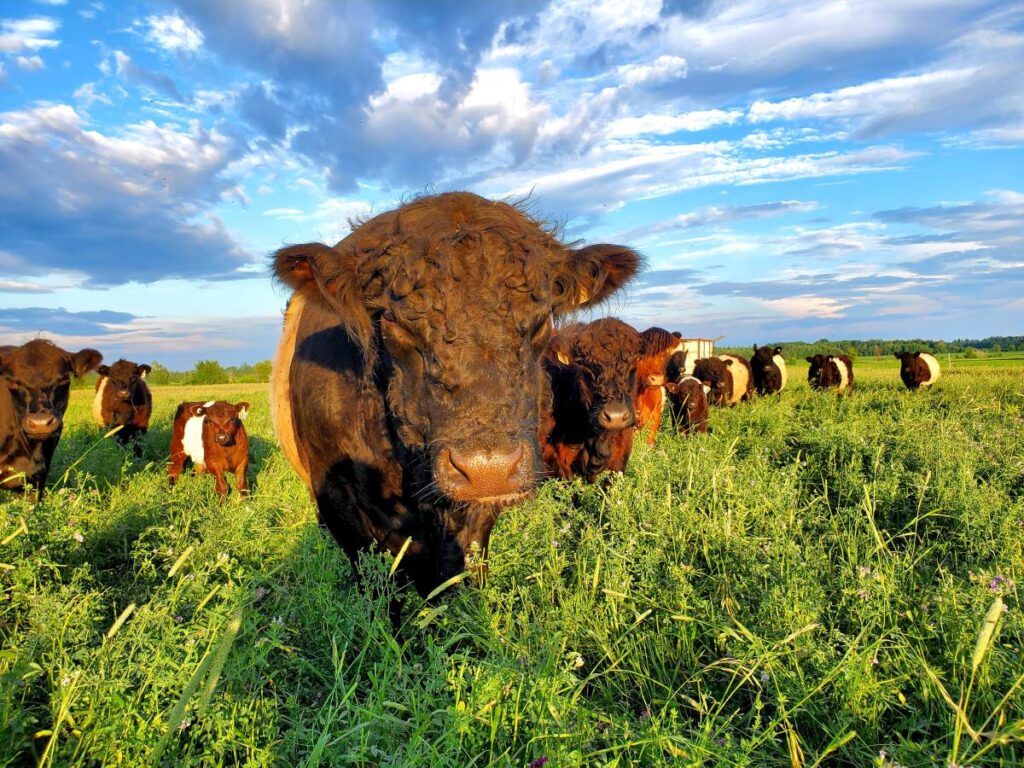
436, 443, 531, 501
646, 373, 665, 387
598, 401, 634, 430
23, 412, 60, 436
215, 432, 229, 444
117, 389, 130, 399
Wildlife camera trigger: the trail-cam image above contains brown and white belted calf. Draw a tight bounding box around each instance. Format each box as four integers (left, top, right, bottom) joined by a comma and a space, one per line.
168, 400, 251, 498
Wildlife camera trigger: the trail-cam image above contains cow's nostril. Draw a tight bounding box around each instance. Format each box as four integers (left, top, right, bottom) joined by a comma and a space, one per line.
437, 444, 530, 501
23, 413, 59, 435
598, 401, 634, 430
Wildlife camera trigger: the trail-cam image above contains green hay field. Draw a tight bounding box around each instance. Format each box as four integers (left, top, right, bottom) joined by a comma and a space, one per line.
2, 359, 1022, 766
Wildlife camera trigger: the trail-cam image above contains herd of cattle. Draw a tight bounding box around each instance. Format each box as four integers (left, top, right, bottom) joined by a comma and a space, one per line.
1, 192, 944, 597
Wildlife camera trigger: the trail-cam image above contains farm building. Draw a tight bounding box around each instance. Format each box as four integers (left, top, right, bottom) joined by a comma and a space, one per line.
676, 337, 715, 373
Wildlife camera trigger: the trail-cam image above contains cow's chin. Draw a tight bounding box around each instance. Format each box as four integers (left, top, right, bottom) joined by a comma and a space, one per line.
451, 489, 534, 506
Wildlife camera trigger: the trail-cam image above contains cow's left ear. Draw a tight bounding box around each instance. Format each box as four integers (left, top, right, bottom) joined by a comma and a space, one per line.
236, 402, 250, 421
136, 364, 152, 379
913, 352, 921, 358
558, 244, 644, 310
702, 384, 712, 395
774, 347, 783, 356
71, 349, 103, 378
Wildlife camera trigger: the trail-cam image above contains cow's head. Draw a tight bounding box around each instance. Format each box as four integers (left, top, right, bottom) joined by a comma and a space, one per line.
752, 345, 783, 370
192, 401, 249, 447
893, 351, 919, 369
0, 340, 101, 438
637, 327, 683, 388
546, 318, 642, 432
665, 376, 710, 410
97, 359, 150, 425
273, 192, 642, 505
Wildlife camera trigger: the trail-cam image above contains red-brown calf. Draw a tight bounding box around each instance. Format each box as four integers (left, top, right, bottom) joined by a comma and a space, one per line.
168, 400, 251, 498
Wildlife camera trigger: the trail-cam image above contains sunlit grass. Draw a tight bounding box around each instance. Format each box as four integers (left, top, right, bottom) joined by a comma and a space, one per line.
1, 358, 1022, 765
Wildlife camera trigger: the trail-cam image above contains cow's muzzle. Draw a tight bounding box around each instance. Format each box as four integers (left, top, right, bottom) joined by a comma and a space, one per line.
435, 442, 533, 503
596, 400, 634, 430
23, 412, 61, 437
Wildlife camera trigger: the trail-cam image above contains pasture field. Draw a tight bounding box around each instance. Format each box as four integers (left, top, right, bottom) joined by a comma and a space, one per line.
1, 361, 1022, 766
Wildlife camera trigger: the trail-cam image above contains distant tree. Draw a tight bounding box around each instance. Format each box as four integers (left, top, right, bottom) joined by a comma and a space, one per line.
963, 347, 978, 359
148, 362, 173, 385
845, 346, 859, 359
253, 360, 272, 382
191, 359, 227, 385
872, 345, 882, 359
992, 343, 1002, 354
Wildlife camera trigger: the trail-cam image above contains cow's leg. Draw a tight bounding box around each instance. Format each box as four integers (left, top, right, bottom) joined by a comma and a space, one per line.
236, 459, 249, 497
212, 469, 228, 498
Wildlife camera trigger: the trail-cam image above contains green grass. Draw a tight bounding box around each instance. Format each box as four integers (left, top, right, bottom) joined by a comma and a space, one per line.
2, 363, 1022, 766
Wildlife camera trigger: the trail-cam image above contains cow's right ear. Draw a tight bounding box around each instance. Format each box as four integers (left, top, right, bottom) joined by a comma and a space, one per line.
557, 244, 644, 311
190, 404, 206, 417
71, 349, 103, 378
665, 381, 679, 394
774, 347, 783, 356
722, 358, 733, 367
273, 242, 373, 350
137, 364, 152, 379
805, 356, 814, 363
702, 383, 712, 395
97, 365, 110, 376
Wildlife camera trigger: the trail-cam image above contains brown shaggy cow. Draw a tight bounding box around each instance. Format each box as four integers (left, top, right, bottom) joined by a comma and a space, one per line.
751, 345, 787, 395
1, 340, 102, 499
541, 318, 643, 481
718, 353, 754, 404
93, 359, 152, 449
168, 400, 250, 498
806, 354, 854, 394
693, 356, 733, 407
894, 351, 941, 390
665, 352, 710, 434
634, 327, 683, 445
271, 192, 642, 596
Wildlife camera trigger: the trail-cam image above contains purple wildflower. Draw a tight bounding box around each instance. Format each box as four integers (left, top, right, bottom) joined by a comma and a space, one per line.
529, 758, 549, 768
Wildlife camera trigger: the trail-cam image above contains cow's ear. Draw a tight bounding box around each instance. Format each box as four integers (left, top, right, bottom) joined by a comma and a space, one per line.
236, 402, 250, 420
753, 344, 758, 353
672, 331, 681, 338
273, 242, 373, 350
665, 381, 678, 394
190, 404, 206, 417
774, 347, 783, 356
702, 384, 712, 395
97, 364, 110, 376
805, 356, 814, 363
558, 244, 644, 310
137, 364, 151, 379
71, 349, 102, 378
913, 351, 921, 358
722, 358, 733, 367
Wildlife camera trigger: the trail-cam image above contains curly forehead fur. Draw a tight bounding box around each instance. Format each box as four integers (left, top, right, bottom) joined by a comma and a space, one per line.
562, 318, 642, 373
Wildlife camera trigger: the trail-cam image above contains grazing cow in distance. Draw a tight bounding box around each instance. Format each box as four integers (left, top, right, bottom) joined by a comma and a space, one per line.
693, 356, 733, 407
806, 354, 854, 394
751, 345, 788, 395
894, 351, 941, 390
270, 191, 642, 596
718, 353, 754, 404
541, 318, 643, 481
634, 327, 684, 445
168, 400, 251, 498
93, 359, 152, 449
1, 340, 102, 500
665, 352, 710, 434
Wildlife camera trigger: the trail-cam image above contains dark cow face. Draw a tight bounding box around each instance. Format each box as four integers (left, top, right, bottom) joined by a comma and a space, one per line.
805, 354, 827, 386
893, 351, 919, 366
752, 345, 782, 368
0, 340, 102, 437
98, 359, 151, 425
193, 401, 249, 447
98, 359, 151, 401
273, 193, 642, 504
549, 319, 642, 431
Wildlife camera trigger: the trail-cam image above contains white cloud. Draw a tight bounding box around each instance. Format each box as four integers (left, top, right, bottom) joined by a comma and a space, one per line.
756, 295, 851, 319
0, 16, 60, 53
15, 54, 44, 71
606, 109, 743, 138
73, 82, 111, 107
145, 14, 204, 53
618, 54, 688, 87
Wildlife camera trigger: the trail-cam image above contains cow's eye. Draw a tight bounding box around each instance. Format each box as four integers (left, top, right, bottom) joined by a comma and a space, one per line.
382, 310, 397, 323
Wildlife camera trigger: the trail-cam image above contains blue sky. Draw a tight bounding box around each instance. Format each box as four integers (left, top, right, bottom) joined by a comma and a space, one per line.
1, 0, 1021, 367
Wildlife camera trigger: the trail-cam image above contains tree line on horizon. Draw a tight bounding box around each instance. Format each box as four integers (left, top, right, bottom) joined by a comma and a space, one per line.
70, 336, 1021, 389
